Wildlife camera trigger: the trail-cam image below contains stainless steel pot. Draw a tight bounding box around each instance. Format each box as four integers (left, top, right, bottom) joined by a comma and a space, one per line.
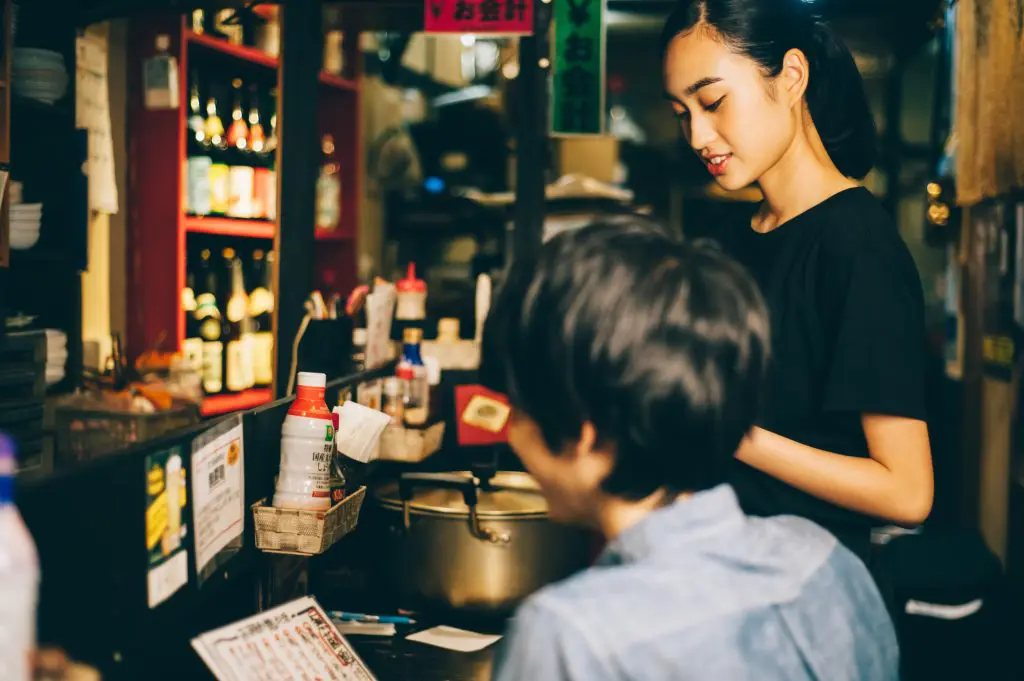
372, 470, 592, 615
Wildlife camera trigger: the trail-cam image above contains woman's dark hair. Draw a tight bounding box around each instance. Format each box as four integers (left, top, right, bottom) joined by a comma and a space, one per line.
661, 0, 876, 180
480, 220, 770, 499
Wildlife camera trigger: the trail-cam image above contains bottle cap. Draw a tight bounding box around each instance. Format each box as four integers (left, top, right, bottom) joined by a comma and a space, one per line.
297, 371, 327, 388
437, 318, 460, 342
403, 327, 423, 344
396, 262, 427, 293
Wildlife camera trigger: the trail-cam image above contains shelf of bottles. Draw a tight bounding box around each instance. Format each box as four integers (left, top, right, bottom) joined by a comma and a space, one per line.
183, 240, 276, 410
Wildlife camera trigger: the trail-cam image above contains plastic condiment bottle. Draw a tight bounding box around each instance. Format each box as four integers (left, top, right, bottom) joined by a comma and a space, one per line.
273, 372, 335, 511
395, 262, 427, 322
399, 328, 429, 426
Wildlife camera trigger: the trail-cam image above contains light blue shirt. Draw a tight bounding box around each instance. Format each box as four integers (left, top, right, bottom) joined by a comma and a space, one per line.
491, 484, 899, 681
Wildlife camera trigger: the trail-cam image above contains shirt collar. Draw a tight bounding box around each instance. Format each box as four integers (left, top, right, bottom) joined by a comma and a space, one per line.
597, 484, 745, 566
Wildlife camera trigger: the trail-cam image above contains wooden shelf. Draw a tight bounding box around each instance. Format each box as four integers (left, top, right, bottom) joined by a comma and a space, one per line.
315, 229, 355, 242
186, 30, 277, 68
185, 216, 275, 239
200, 388, 273, 417
186, 30, 359, 92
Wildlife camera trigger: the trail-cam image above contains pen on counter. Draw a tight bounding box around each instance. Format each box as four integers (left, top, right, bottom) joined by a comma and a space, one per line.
328, 610, 416, 625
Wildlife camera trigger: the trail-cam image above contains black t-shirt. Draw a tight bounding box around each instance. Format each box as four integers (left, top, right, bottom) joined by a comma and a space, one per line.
713, 187, 927, 560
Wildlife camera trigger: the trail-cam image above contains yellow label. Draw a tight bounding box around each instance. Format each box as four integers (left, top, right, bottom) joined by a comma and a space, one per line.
254, 331, 274, 385
182, 337, 204, 372
226, 294, 247, 323
249, 287, 274, 317
203, 341, 223, 393
983, 335, 1015, 367
462, 395, 511, 433
146, 491, 169, 551
226, 339, 247, 392
210, 164, 230, 213
147, 464, 165, 497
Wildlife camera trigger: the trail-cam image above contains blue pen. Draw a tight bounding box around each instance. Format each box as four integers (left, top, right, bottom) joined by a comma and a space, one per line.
329, 610, 416, 625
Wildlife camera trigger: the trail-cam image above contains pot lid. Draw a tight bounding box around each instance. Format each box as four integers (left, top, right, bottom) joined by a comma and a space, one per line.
374, 471, 549, 516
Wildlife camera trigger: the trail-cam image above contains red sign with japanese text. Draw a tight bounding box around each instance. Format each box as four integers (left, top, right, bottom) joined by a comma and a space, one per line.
425, 0, 534, 35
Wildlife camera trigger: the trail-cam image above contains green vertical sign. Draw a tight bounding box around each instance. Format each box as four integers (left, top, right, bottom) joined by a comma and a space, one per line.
551, 0, 606, 136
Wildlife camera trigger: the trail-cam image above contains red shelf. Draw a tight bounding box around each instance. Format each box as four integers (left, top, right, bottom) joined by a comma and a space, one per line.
186, 30, 277, 68
319, 71, 359, 92
201, 388, 273, 417
185, 216, 276, 239
315, 229, 355, 242
186, 31, 359, 92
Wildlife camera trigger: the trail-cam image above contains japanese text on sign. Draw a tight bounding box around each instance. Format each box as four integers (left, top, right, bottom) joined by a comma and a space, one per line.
552, 0, 606, 136
425, 0, 534, 35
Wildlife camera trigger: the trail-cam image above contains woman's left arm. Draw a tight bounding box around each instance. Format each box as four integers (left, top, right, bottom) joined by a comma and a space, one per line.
737, 415, 933, 526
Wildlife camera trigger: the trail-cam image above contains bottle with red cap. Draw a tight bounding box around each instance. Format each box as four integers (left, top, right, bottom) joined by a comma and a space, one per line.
395, 262, 427, 322
273, 372, 335, 511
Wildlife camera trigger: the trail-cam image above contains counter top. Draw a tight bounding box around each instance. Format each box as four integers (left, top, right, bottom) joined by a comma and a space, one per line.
351, 634, 497, 681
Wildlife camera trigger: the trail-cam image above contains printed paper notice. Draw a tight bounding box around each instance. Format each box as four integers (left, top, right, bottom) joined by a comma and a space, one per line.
192, 596, 379, 681
191, 415, 245, 577
76, 32, 119, 214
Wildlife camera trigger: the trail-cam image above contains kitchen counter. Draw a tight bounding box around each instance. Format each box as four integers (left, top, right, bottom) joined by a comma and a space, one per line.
351, 634, 497, 681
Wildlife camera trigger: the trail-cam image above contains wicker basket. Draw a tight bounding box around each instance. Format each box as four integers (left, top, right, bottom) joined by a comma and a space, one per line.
253, 486, 366, 556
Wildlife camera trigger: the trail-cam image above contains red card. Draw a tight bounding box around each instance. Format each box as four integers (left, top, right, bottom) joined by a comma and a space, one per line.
455, 384, 511, 446
424, 0, 534, 35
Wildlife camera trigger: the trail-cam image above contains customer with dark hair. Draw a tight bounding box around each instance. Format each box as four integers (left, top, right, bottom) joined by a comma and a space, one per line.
484, 222, 899, 681
662, 0, 933, 561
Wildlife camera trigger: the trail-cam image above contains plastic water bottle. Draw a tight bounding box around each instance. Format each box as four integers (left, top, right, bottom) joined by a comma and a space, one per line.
272, 372, 335, 511
0, 434, 39, 681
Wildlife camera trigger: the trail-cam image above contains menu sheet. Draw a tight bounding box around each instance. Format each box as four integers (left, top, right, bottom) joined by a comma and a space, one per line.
192, 597, 378, 681
191, 415, 245, 582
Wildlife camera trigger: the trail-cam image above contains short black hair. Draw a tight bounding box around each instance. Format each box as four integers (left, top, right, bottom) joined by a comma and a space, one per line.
481, 220, 770, 499
661, 0, 877, 180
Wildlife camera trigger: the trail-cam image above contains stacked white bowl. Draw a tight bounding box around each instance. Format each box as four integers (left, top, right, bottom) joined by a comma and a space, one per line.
9, 202, 42, 250
12, 48, 68, 105
45, 329, 67, 386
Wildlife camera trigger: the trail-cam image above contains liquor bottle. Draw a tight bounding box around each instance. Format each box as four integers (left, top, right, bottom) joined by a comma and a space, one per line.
195, 249, 225, 395
248, 84, 265, 155
315, 134, 341, 231
222, 248, 251, 393
249, 249, 275, 388
181, 269, 203, 373
186, 75, 213, 217
186, 74, 208, 151
205, 88, 230, 217
226, 78, 249, 153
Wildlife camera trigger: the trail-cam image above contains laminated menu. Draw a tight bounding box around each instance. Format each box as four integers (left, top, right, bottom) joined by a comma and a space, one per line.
192, 596, 378, 681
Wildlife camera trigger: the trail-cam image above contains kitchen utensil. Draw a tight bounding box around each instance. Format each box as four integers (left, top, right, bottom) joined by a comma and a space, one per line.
371, 470, 591, 615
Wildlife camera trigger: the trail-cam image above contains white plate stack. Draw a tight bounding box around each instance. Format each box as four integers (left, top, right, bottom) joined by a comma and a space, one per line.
45, 329, 67, 386
8, 203, 42, 250
12, 48, 69, 105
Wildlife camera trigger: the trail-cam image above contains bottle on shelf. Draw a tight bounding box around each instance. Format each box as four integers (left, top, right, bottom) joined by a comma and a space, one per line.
195, 249, 225, 395
248, 249, 275, 388
398, 327, 429, 427
248, 84, 265, 154
0, 435, 39, 681
205, 87, 230, 217
222, 248, 252, 393
226, 78, 249, 153
186, 74, 213, 217
182, 270, 203, 373
315, 133, 341, 231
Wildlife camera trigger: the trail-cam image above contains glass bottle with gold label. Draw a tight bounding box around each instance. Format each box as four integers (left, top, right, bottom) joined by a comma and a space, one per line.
248, 249, 276, 388
194, 249, 224, 395
223, 248, 251, 393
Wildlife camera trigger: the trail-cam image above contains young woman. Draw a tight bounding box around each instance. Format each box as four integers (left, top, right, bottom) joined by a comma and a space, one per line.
661, 0, 933, 561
